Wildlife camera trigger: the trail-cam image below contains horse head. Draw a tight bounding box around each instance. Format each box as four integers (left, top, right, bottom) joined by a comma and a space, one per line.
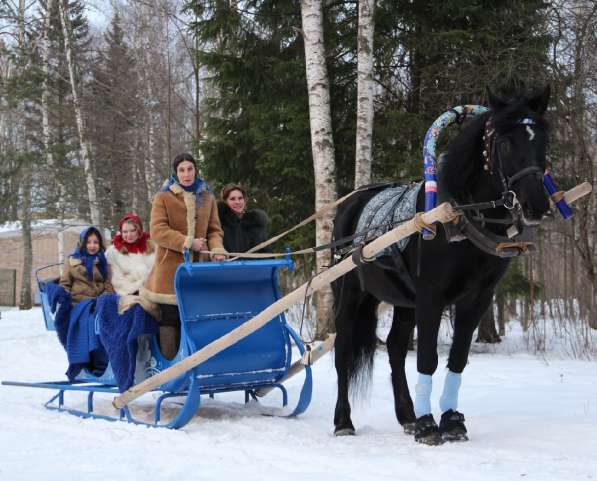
485, 86, 551, 226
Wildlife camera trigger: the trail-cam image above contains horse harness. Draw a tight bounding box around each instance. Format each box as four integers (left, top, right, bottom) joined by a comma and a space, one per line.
443, 115, 544, 258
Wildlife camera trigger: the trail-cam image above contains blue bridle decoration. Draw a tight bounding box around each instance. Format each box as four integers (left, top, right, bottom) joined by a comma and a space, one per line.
422, 105, 573, 239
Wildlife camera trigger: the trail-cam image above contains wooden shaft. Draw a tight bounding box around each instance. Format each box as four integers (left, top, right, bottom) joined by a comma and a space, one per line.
112, 202, 457, 409
255, 333, 337, 397
564, 182, 592, 205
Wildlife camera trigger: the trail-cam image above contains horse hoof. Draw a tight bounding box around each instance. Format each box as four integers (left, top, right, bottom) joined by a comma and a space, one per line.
334, 427, 356, 436
402, 422, 416, 435
442, 430, 469, 442
414, 414, 444, 446
439, 409, 469, 442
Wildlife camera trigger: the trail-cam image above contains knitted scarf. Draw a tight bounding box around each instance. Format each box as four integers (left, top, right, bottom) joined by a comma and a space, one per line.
112, 231, 150, 254
159, 174, 211, 207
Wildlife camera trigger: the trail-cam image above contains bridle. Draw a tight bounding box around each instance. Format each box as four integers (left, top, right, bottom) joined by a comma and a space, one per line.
446, 115, 547, 257
480, 116, 544, 213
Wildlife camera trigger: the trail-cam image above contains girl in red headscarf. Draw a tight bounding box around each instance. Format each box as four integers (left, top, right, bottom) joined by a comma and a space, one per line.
105, 213, 155, 296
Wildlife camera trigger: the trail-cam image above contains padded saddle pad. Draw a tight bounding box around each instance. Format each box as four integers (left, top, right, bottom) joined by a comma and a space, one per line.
354, 181, 423, 256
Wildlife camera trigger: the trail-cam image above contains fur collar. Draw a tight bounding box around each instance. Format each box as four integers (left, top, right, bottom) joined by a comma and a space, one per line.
169, 183, 183, 195
69, 256, 99, 267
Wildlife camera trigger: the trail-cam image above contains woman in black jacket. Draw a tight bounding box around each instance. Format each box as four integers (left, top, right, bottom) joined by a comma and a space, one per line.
217, 184, 269, 253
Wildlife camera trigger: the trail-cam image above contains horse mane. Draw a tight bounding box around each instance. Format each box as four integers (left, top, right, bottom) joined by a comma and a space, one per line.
439, 112, 488, 198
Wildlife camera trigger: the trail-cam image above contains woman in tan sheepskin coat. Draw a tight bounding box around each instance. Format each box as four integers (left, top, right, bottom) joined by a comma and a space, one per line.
140, 153, 226, 359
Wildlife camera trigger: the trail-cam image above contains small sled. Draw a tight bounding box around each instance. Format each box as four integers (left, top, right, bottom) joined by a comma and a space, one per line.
3, 256, 312, 429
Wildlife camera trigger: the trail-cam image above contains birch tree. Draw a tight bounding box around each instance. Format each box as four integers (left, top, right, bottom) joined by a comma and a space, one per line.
58, 0, 101, 227
354, 0, 375, 188
300, 0, 337, 338
41, 0, 54, 170
17, 0, 33, 310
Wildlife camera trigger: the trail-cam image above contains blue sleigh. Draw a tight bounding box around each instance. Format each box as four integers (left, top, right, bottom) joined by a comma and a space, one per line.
3, 255, 313, 429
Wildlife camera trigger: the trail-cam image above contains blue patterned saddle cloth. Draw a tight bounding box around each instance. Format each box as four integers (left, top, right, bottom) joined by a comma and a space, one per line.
353, 182, 423, 255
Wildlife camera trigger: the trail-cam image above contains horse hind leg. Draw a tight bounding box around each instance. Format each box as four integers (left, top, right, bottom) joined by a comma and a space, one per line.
387, 306, 416, 434
333, 275, 359, 436
333, 280, 378, 436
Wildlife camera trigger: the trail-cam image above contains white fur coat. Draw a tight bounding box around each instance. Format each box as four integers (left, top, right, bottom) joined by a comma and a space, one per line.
105, 245, 155, 296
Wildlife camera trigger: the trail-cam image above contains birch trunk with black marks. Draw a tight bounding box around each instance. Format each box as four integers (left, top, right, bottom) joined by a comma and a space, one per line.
41, 0, 54, 170
19, 176, 33, 310
17, 0, 32, 309
41, 0, 67, 221
300, 0, 338, 338
58, 0, 101, 227
354, 0, 375, 189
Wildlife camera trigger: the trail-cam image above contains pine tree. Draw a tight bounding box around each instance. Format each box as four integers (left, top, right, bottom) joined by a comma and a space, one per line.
89, 13, 142, 228
185, 1, 316, 246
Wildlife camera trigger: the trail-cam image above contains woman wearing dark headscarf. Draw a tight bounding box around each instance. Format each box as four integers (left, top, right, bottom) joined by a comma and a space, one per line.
140, 153, 226, 359
59, 226, 114, 304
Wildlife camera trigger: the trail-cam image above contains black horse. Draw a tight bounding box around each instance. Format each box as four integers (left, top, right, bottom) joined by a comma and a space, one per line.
331, 87, 551, 445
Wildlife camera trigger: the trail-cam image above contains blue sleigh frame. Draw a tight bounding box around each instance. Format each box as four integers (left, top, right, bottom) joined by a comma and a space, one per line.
3, 256, 313, 429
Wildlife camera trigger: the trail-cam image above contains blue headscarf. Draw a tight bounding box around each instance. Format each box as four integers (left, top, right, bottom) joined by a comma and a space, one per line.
159, 174, 211, 207
71, 226, 108, 281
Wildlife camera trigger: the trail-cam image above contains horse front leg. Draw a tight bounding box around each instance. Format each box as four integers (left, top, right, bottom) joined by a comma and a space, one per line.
387, 306, 416, 434
439, 288, 494, 442
413, 289, 445, 445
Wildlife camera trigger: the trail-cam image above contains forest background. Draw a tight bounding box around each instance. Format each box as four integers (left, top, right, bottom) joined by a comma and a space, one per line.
0, 0, 595, 348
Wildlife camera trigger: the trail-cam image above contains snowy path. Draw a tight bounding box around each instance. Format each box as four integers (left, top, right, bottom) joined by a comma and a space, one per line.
1, 308, 596, 481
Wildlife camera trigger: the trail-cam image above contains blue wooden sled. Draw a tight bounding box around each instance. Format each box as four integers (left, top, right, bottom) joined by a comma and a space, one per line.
3, 256, 313, 429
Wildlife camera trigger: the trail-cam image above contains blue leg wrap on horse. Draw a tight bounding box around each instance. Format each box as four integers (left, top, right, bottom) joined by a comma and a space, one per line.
414, 373, 433, 418
439, 370, 462, 412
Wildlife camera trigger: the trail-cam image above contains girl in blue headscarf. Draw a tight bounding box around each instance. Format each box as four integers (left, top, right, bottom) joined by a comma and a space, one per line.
59, 226, 114, 304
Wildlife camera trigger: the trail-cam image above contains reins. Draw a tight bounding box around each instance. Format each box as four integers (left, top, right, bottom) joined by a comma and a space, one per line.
200, 210, 433, 260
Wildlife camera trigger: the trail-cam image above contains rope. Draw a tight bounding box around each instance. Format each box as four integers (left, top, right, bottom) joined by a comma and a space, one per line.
413, 212, 437, 236
239, 190, 360, 257
551, 190, 565, 203
198, 214, 416, 260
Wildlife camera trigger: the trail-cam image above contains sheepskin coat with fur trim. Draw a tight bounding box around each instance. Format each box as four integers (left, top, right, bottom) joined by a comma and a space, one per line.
59, 257, 115, 303
217, 202, 269, 253
141, 182, 225, 305
105, 242, 155, 296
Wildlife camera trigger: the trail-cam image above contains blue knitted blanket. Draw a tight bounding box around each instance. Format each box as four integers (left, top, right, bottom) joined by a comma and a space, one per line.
96, 295, 158, 391
45, 283, 157, 390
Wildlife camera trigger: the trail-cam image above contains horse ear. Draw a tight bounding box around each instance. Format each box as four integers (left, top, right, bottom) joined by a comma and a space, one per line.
528, 85, 550, 115
487, 87, 507, 112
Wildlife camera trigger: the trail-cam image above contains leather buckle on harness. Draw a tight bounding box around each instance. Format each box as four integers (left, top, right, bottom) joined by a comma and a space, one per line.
502, 191, 518, 210
351, 244, 375, 267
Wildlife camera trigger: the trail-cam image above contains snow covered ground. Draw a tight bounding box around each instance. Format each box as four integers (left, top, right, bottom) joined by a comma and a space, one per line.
1, 307, 596, 481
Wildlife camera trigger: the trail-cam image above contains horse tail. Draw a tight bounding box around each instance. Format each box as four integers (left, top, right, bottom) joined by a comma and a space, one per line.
348, 292, 379, 397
